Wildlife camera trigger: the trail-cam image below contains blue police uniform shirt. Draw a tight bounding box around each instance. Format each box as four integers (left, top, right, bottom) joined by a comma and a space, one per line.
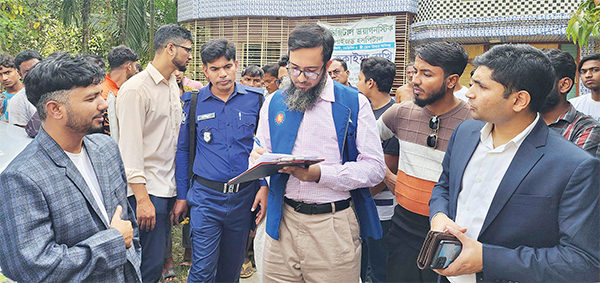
175, 83, 264, 200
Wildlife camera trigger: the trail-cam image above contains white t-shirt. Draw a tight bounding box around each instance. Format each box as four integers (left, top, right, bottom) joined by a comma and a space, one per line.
65, 146, 110, 223
569, 94, 600, 121
8, 88, 37, 126
454, 85, 469, 102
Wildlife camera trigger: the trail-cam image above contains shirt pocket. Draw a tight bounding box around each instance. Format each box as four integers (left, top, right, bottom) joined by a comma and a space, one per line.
235, 111, 256, 141
197, 116, 220, 143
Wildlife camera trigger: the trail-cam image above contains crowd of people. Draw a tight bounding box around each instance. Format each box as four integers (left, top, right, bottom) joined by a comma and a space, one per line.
0, 21, 599, 283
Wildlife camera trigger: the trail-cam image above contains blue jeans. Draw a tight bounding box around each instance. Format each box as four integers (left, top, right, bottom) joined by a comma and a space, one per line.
128, 195, 175, 283
187, 180, 257, 283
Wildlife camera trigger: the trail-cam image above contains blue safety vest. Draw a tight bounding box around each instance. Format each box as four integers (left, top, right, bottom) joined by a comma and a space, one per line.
266, 81, 383, 240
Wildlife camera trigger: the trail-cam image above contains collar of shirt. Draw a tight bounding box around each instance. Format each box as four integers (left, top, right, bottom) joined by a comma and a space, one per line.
200, 82, 248, 102
146, 62, 175, 86
479, 113, 540, 152
319, 76, 335, 103
104, 74, 118, 90
554, 103, 578, 125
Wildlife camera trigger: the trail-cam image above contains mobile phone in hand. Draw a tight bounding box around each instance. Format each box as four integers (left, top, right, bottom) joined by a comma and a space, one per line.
430, 239, 462, 269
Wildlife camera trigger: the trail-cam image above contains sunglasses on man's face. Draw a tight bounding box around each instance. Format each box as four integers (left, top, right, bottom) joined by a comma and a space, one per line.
427, 116, 440, 149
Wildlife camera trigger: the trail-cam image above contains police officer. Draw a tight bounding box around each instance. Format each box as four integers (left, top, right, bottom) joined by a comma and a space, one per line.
172, 38, 268, 282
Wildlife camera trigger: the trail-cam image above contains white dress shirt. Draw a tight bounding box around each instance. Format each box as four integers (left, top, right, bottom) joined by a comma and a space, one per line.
449, 114, 539, 283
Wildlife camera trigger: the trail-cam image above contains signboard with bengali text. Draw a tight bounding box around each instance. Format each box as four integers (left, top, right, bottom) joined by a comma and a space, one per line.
318, 16, 396, 87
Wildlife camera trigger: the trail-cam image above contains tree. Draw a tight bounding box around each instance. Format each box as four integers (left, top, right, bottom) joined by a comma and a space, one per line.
2, 0, 179, 63
566, 0, 600, 47
59, 0, 92, 54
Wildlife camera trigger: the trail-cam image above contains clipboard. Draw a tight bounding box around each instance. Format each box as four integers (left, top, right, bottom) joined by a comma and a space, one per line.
228, 154, 324, 185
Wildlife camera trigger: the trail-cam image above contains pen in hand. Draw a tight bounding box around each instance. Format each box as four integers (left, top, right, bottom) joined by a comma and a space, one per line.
253, 136, 263, 148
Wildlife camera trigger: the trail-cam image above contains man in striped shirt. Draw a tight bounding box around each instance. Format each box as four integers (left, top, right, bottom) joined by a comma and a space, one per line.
378, 42, 471, 282
540, 49, 600, 159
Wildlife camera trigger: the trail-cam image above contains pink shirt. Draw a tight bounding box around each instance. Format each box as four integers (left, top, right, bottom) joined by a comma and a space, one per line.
255, 76, 385, 204
182, 77, 204, 90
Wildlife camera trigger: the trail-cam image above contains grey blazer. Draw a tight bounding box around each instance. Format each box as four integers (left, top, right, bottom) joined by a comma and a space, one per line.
0, 128, 142, 282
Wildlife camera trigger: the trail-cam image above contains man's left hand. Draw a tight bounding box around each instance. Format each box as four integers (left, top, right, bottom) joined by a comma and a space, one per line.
433, 225, 483, 277
252, 185, 269, 224
278, 164, 321, 182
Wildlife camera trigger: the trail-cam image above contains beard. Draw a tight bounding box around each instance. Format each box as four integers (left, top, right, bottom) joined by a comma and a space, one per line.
283, 75, 327, 112
539, 85, 561, 113
66, 107, 105, 135
172, 54, 188, 72
414, 81, 446, 108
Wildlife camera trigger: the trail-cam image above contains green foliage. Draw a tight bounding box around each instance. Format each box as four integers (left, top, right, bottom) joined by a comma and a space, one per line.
1, 0, 179, 66
567, 0, 600, 47
0, 0, 54, 54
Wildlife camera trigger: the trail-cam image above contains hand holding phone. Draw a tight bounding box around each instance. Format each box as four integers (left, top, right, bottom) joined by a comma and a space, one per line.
430, 239, 462, 269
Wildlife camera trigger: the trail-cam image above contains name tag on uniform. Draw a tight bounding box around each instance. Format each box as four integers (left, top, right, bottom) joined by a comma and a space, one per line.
197, 113, 215, 121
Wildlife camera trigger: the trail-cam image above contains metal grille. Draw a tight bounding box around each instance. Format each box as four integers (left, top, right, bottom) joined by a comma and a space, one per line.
416, 0, 579, 23
182, 13, 411, 91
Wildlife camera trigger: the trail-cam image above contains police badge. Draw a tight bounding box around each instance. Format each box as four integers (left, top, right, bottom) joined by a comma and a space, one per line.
203, 130, 213, 143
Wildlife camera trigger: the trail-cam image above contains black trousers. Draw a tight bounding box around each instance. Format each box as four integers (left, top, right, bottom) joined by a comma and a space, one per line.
385, 224, 449, 283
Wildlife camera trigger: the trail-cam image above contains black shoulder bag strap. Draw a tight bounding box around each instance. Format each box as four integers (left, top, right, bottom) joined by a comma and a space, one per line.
188, 89, 199, 181
255, 93, 264, 134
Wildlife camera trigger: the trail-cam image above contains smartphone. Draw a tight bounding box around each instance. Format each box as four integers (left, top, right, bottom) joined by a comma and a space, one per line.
430, 239, 462, 269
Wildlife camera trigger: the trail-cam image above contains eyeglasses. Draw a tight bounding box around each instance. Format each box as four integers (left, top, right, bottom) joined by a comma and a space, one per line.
286, 65, 324, 81
427, 116, 440, 149
173, 43, 192, 54
328, 69, 341, 77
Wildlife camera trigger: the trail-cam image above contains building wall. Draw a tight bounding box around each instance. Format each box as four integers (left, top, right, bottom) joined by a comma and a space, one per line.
410, 0, 577, 46
181, 13, 412, 91
454, 43, 580, 99
415, 0, 578, 22
178, 0, 417, 22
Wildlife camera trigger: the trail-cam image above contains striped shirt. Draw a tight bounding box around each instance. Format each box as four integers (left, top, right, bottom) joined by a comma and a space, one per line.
378, 100, 471, 243
548, 104, 600, 159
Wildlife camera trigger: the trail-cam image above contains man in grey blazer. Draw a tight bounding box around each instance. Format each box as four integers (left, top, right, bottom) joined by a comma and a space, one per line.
0, 53, 142, 282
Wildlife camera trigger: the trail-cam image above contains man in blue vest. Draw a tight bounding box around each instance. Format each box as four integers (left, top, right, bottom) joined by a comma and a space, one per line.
251, 23, 385, 283
172, 38, 268, 282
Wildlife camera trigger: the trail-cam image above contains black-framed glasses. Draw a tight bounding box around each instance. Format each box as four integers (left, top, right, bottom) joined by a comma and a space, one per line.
286, 65, 325, 81
173, 43, 192, 54
427, 116, 440, 149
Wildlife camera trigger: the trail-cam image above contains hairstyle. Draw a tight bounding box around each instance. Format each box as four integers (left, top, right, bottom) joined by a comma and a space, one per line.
0, 53, 15, 69
200, 38, 236, 65
83, 54, 105, 69
360, 57, 396, 93
14, 50, 42, 71
288, 24, 334, 64
332, 58, 348, 71
262, 63, 279, 77
541, 49, 576, 92
107, 45, 138, 70
242, 65, 264, 78
415, 42, 468, 77
278, 54, 289, 67
473, 44, 555, 113
578, 53, 600, 72
153, 23, 193, 53
24, 52, 104, 120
